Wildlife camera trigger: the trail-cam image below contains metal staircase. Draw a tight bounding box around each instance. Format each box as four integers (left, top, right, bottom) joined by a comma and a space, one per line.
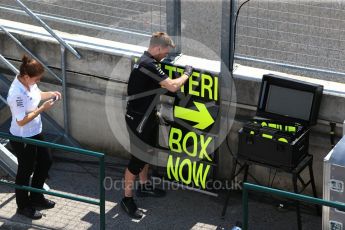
0, 0, 82, 183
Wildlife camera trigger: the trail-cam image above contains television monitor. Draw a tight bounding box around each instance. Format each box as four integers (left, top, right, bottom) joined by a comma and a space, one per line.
256, 74, 323, 126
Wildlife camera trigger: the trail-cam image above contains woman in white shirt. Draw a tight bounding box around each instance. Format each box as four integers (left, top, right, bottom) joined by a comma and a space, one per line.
7, 55, 61, 220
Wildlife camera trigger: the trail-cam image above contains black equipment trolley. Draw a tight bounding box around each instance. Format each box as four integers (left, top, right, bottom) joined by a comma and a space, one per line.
222, 74, 324, 230
238, 74, 323, 169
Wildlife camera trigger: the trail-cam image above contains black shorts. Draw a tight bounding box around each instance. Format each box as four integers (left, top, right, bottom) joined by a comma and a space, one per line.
125, 110, 158, 175
125, 110, 158, 147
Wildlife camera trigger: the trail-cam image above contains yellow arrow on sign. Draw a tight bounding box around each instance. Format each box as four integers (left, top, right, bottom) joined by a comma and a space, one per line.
174, 101, 214, 130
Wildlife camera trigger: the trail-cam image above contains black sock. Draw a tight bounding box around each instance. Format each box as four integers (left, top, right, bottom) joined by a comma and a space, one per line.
123, 196, 133, 201
140, 183, 153, 191
139, 181, 149, 186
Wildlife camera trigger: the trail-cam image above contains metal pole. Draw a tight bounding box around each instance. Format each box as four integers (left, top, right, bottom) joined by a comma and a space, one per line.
221, 0, 236, 74
242, 187, 248, 230
0, 131, 103, 158
220, 0, 236, 95
243, 182, 345, 229
0, 179, 100, 205
61, 45, 69, 137
244, 182, 345, 210
0, 95, 7, 105
219, 0, 236, 216
15, 0, 81, 59
166, 0, 181, 55
99, 156, 106, 230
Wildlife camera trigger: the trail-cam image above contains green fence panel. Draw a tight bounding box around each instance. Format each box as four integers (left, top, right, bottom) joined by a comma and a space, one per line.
242, 182, 345, 230
0, 132, 106, 230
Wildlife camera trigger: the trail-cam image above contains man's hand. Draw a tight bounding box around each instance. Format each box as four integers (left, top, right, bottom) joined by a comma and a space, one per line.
160, 65, 194, 92
184, 65, 194, 77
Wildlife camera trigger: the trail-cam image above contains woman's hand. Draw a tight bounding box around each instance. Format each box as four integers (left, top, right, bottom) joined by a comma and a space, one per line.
40, 91, 62, 101
50, 91, 62, 101
41, 99, 55, 111
16, 99, 56, 126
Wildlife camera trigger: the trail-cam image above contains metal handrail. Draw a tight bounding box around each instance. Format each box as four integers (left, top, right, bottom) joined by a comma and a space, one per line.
235, 54, 345, 78
15, 0, 81, 59
14, 0, 77, 137
0, 54, 19, 75
0, 6, 152, 37
0, 25, 62, 83
242, 182, 345, 230
0, 55, 16, 105
0, 131, 105, 230
0, 95, 7, 105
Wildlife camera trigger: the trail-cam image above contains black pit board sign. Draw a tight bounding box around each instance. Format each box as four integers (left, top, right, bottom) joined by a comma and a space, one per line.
131, 57, 221, 192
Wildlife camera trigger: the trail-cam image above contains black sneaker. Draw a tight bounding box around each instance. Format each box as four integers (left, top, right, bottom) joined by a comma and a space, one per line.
17, 207, 42, 220
120, 197, 143, 219
31, 198, 55, 209
136, 184, 166, 198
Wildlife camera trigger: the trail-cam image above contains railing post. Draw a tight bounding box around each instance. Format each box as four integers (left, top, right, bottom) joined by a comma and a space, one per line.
61, 45, 69, 137
166, 0, 181, 56
219, 0, 236, 201
242, 184, 249, 230
221, 0, 236, 74
99, 156, 106, 230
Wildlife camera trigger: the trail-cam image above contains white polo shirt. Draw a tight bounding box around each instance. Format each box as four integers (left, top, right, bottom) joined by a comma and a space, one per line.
7, 77, 42, 137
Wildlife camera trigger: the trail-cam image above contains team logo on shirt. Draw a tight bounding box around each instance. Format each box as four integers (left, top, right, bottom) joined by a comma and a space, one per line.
16, 97, 24, 108
155, 64, 165, 76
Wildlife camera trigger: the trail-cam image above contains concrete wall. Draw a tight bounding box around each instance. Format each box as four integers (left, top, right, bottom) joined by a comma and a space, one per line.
1, 19, 345, 194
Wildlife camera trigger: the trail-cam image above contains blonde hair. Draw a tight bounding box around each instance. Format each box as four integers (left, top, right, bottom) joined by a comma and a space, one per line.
149, 32, 175, 48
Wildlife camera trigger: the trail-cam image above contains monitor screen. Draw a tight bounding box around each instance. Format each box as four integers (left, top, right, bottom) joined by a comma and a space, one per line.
265, 85, 314, 120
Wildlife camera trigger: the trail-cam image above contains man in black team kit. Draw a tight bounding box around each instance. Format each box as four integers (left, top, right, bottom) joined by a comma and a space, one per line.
122, 32, 193, 219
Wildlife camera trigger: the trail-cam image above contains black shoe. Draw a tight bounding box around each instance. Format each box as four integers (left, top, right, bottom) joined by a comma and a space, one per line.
31, 198, 55, 209
120, 197, 143, 219
136, 184, 166, 198
17, 207, 42, 220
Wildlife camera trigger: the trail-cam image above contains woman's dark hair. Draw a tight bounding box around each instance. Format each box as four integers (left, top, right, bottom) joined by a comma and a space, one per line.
19, 55, 44, 78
